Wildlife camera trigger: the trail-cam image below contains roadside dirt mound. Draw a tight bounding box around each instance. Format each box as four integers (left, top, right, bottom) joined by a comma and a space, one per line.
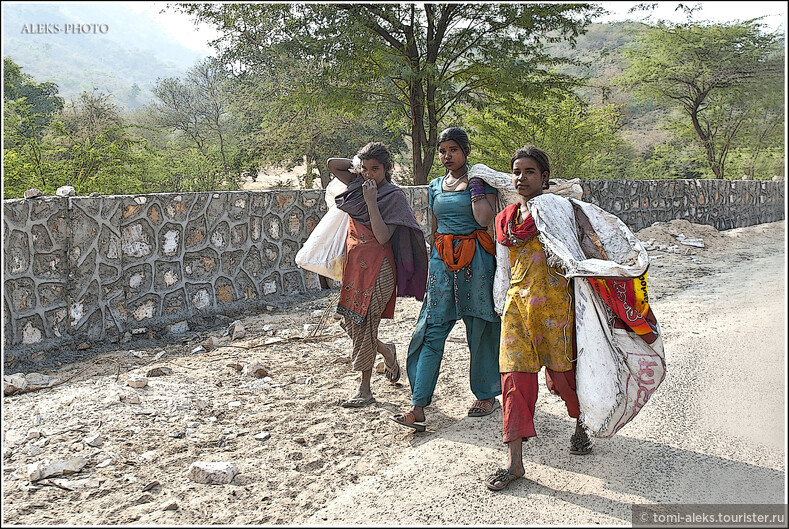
636, 219, 726, 251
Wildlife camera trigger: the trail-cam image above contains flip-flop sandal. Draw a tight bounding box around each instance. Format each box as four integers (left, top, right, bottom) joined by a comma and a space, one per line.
468, 399, 500, 417
390, 411, 426, 432
341, 395, 376, 408
384, 344, 400, 384
485, 468, 522, 491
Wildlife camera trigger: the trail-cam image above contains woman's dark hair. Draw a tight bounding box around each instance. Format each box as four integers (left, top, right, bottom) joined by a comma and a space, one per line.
437, 127, 471, 156
357, 141, 394, 182
510, 145, 551, 176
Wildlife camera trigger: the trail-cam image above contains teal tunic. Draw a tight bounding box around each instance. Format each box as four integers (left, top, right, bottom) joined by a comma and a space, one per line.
424, 176, 500, 323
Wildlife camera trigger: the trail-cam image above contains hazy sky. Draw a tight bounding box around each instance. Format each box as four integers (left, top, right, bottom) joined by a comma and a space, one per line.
124, 1, 787, 57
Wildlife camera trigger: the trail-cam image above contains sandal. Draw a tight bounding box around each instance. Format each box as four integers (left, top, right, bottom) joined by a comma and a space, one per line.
390, 411, 426, 432
570, 429, 592, 455
383, 344, 400, 384
468, 399, 500, 417
485, 468, 522, 491
341, 395, 376, 408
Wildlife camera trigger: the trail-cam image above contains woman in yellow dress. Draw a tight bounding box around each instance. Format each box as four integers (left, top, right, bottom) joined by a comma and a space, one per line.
485, 145, 591, 492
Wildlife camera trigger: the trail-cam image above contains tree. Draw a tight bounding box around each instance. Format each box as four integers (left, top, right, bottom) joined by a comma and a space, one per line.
228, 65, 406, 189
49, 90, 153, 195
465, 92, 631, 180
3, 57, 66, 197
151, 58, 244, 190
3, 57, 64, 145
175, 3, 601, 184
620, 20, 783, 179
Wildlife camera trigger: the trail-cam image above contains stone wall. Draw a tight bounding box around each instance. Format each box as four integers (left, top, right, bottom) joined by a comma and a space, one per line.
579, 179, 784, 231
2, 179, 783, 366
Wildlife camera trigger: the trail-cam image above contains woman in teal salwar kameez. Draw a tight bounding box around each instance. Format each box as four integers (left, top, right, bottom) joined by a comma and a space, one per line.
391, 127, 502, 431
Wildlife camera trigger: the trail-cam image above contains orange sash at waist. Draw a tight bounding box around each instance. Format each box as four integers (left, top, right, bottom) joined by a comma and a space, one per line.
434, 229, 495, 272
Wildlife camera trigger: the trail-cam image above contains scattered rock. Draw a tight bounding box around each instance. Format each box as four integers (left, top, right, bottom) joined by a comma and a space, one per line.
27, 457, 88, 482
85, 434, 103, 448
161, 499, 179, 511
254, 432, 271, 441
4, 373, 28, 395
228, 320, 246, 341
128, 350, 145, 359
55, 185, 76, 197
26, 429, 42, 440
127, 377, 148, 388
23, 188, 43, 199
227, 362, 243, 372
76, 342, 90, 351
264, 337, 284, 345
303, 323, 318, 334
243, 362, 269, 378
202, 336, 219, 351
191, 346, 206, 355
293, 376, 312, 385
168, 321, 190, 335
187, 461, 238, 485
310, 309, 324, 318
154, 350, 167, 360
680, 238, 705, 248
146, 367, 172, 377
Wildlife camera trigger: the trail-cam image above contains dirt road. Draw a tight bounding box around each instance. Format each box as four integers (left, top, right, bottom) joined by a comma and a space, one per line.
2, 220, 785, 526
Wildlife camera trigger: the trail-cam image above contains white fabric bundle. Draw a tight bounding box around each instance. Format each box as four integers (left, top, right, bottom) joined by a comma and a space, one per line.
295, 178, 349, 281
492, 192, 665, 438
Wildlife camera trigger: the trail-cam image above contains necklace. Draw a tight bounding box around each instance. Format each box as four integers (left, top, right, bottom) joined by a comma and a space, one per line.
443, 170, 468, 189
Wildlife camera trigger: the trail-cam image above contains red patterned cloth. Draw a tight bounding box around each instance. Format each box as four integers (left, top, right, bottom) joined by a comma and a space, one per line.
337, 218, 396, 325
495, 203, 537, 246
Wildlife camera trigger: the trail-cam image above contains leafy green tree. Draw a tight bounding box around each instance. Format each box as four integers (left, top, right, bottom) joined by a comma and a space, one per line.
48, 90, 154, 195
229, 67, 406, 189
465, 92, 631, 180
175, 3, 602, 184
151, 58, 245, 190
3, 57, 64, 143
3, 57, 65, 197
620, 20, 783, 179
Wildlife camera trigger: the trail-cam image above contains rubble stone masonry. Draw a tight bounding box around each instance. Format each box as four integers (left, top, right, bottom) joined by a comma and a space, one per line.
2, 180, 783, 367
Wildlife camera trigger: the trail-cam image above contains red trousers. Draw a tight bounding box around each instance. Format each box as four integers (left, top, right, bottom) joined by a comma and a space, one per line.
501, 368, 580, 444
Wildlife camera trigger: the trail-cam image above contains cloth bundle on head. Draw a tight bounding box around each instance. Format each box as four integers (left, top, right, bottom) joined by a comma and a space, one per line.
335, 177, 428, 301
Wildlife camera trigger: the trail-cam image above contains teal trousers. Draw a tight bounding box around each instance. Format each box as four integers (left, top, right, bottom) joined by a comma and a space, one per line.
406, 309, 501, 408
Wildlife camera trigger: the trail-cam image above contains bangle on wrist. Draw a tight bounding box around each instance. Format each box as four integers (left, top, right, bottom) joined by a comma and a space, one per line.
468, 177, 486, 201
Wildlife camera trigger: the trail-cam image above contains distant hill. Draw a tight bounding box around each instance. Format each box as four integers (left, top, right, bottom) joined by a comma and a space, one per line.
2, 2, 207, 110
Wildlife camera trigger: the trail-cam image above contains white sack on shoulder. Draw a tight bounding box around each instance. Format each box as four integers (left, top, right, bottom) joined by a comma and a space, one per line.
295, 178, 349, 282
493, 192, 664, 438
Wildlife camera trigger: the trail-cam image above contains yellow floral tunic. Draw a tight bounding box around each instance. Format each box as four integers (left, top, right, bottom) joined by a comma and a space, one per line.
499, 235, 574, 374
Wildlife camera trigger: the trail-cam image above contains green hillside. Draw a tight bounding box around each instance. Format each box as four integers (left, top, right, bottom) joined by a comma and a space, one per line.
2, 2, 205, 109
